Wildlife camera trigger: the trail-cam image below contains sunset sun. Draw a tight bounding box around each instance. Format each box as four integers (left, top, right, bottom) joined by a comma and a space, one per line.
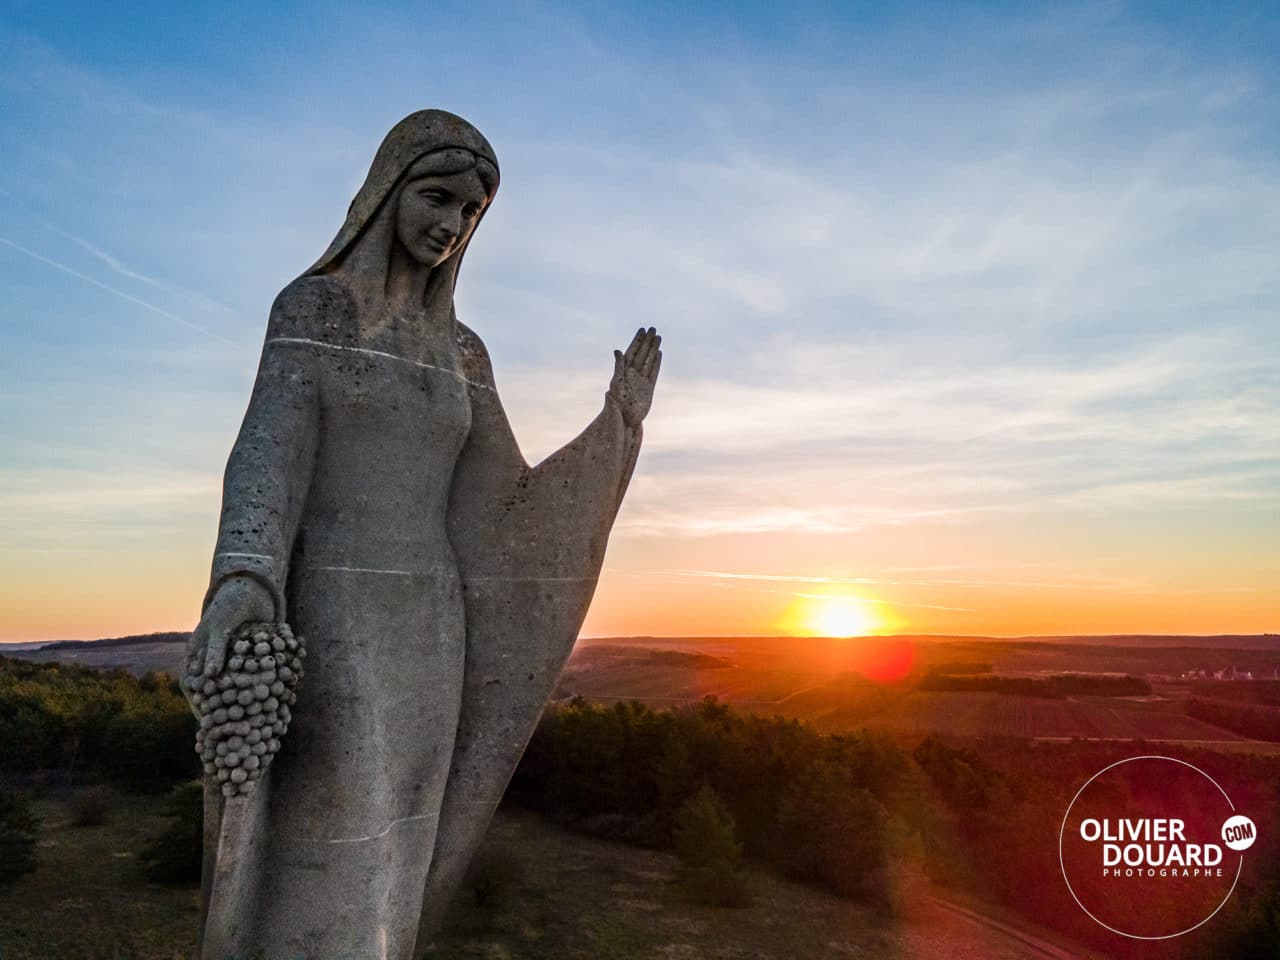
781, 593, 891, 638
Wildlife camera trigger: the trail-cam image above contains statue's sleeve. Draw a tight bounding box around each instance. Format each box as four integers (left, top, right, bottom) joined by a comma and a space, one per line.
420, 323, 639, 940
201, 277, 338, 621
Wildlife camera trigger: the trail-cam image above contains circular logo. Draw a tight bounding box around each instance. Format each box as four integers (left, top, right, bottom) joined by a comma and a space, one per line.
1221, 814, 1256, 852
1059, 755, 1252, 940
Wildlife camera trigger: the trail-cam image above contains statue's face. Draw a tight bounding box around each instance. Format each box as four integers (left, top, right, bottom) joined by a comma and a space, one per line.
395, 168, 489, 268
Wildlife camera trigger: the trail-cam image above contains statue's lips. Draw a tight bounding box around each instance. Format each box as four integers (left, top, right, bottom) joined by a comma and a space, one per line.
420, 233, 455, 256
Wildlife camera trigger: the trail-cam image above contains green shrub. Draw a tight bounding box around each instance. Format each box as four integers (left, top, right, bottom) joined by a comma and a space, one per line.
511, 696, 912, 907
69, 784, 114, 827
140, 779, 203, 884
0, 789, 40, 884
100, 706, 199, 791
673, 784, 752, 907
0, 656, 198, 786
465, 841, 523, 909
774, 763, 893, 905
912, 737, 1006, 813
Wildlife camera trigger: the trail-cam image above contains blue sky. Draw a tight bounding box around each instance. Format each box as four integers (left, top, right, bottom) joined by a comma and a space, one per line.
1, 2, 1277, 641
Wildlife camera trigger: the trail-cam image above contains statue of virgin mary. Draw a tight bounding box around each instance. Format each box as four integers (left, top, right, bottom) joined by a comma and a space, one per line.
186, 109, 661, 959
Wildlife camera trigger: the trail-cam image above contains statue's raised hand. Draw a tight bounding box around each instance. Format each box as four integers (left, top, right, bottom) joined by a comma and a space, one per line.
186, 575, 274, 693
608, 326, 662, 428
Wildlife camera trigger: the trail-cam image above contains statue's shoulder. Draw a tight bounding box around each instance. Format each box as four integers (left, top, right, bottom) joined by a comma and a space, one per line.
267, 275, 358, 344
455, 319, 496, 387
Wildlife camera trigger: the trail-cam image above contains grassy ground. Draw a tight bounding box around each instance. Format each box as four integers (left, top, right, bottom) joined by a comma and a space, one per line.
429, 810, 905, 960
428, 812, 1064, 960
0, 789, 198, 960
1, 788, 1072, 960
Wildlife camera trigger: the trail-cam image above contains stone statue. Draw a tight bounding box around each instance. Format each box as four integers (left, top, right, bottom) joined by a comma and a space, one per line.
184, 109, 661, 959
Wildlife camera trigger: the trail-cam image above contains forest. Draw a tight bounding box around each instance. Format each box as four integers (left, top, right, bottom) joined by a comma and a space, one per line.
1, 654, 1277, 959
917, 672, 1152, 697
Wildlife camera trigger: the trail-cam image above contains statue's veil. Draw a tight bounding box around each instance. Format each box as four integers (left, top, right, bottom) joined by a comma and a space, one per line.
302, 108, 500, 310
203, 109, 637, 957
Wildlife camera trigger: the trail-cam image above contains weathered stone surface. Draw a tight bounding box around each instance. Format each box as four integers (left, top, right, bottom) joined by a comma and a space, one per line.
186, 621, 302, 799
184, 109, 661, 959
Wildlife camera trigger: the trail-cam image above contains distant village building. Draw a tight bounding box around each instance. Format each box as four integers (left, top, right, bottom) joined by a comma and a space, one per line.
1180, 666, 1256, 681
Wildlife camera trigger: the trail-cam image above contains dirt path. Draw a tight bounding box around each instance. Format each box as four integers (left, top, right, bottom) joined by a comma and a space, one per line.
924, 896, 1098, 960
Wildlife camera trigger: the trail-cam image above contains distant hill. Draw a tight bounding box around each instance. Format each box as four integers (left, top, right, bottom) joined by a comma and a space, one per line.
4, 630, 1277, 678
6, 632, 190, 675
583, 633, 1280, 650
37, 631, 190, 652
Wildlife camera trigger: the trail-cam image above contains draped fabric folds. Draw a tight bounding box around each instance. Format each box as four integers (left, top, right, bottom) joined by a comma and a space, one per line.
197, 110, 640, 959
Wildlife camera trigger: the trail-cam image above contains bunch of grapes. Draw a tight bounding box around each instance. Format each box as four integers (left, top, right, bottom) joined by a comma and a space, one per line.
184, 622, 306, 799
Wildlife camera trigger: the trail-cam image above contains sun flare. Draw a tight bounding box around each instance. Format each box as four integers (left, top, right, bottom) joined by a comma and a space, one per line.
780, 592, 892, 638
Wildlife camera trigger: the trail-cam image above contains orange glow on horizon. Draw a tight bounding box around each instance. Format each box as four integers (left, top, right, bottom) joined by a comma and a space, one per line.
1, 538, 1275, 644
575, 569, 1278, 642
808, 597, 877, 638
775, 591, 903, 638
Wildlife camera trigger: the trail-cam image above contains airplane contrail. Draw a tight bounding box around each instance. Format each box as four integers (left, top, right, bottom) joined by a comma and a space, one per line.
0, 236, 236, 345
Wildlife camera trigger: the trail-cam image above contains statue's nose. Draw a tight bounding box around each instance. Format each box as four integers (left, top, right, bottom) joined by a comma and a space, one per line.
438, 210, 463, 242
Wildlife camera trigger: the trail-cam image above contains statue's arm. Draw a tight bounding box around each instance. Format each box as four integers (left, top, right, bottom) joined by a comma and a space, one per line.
200, 279, 336, 626
539, 326, 658, 508
453, 321, 531, 487
454, 324, 658, 519
612, 422, 643, 522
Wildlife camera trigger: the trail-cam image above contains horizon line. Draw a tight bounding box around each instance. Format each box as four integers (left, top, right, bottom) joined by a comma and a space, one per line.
6, 629, 1277, 648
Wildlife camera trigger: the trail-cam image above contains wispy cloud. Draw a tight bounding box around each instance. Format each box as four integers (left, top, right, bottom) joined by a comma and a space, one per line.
626, 571, 979, 614
639, 568, 1260, 605
656, 568, 1164, 594
507, 326, 1277, 542
1, 3, 1276, 637
0, 464, 219, 553
43, 224, 167, 288
0, 237, 236, 344
37, 220, 240, 319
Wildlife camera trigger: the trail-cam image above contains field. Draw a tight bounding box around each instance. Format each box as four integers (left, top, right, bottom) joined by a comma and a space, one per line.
0, 787, 1098, 960
558, 637, 1280, 749
805, 689, 1254, 739
3, 642, 1274, 957
9, 632, 1280, 749
12, 634, 190, 676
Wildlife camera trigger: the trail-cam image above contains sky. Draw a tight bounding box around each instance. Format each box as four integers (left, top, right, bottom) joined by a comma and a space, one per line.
0, 1, 1276, 643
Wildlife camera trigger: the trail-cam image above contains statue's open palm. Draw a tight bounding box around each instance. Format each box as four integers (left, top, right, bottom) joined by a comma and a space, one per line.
609, 327, 662, 428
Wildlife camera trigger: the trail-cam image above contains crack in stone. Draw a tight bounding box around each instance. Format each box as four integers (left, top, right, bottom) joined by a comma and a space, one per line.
266, 337, 494, 390
321, 813, 436, 845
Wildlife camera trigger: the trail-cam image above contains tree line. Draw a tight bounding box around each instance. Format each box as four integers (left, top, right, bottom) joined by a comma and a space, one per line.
0, 656, 197, 790
1187, 697, 1280, 742
918, 672, 1152, 697
2, 655, 1276, 957
508, 694, 929, 909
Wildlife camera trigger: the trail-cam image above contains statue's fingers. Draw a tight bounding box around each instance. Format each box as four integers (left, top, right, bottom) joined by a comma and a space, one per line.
185, 625, 207, 674
635, 327, 657, 369
646, 349, 663, 382
641, 333, 661, 373
624, 329, 644, 363
203, 623, 231, 677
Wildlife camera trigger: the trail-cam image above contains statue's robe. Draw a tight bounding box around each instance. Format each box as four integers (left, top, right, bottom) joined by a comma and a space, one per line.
198, 275, 639, 959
